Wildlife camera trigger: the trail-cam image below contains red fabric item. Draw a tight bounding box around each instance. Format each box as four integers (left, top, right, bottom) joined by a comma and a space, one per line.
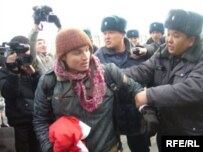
70, 145, 82, 152
49, 116, 83, 152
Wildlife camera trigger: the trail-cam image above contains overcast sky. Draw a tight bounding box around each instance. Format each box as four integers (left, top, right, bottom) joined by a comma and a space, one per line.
0, 0, 202, 45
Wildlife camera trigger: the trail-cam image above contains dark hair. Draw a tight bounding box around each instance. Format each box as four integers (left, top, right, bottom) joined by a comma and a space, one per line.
10, 35, 29, 44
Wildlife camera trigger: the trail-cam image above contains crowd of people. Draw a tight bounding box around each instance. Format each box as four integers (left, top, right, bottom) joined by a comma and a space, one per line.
0, 6, 203, 152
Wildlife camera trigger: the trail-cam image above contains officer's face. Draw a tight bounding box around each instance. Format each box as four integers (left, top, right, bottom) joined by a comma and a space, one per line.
166, 29, 195, 57
150, 31, 163, 42
103, 30, 125, 50
129, 37, 139, 46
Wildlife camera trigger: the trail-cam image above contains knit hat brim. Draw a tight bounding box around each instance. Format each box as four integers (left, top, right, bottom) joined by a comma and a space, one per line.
56, 28, 93, 60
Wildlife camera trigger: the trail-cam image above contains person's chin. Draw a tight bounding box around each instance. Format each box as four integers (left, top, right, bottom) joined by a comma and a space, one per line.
105, 43, 113, 48
168, 48, 175, 54
80, 67, 89, 72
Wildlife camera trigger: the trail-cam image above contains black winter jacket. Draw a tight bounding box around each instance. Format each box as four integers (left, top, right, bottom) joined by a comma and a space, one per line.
0, 68, 40, 126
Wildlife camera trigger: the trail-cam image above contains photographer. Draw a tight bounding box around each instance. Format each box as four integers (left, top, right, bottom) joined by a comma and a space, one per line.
0, 36, 41, 152
30, 5, 61, 74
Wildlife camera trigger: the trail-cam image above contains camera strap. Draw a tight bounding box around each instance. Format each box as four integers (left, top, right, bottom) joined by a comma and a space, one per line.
37, 23, 44, 31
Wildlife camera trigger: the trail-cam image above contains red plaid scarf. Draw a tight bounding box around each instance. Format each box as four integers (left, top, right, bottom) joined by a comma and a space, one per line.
53, 55, 106, 112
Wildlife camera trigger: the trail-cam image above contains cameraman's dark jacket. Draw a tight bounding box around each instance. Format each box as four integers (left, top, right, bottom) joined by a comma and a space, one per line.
124, 40, 203, 135
0, 68, 40, 126
95, 38, 145, 135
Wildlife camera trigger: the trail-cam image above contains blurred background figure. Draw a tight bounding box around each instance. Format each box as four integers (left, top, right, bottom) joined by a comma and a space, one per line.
83, 28, 98, 53
0, 93, 9, 127
126, 29, 140, 47
30, 5, 61, 74
34, 37, 54, 74
146, 22, 165, 45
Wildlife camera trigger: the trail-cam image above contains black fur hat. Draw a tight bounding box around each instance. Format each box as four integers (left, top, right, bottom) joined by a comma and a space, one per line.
126, 30, 139, 38
101, 15, 127, 33
10, 35, 29, 44
165, 9, 203, 36
149, 22, 164, 34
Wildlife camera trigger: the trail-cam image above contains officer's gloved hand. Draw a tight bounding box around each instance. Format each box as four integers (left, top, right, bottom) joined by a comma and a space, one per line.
48, 14, 61, 29
140, 105, 159, 137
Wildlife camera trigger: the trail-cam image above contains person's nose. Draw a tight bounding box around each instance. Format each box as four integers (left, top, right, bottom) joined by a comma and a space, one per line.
104, 33, 110, 39
81, 51, 89, 60
166, 35, 173, 43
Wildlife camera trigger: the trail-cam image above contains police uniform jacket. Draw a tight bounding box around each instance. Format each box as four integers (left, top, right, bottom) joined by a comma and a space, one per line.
124, 40, 203, 135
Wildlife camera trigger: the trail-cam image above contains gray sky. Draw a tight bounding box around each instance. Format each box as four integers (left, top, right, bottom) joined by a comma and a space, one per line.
0, 0, 202, 45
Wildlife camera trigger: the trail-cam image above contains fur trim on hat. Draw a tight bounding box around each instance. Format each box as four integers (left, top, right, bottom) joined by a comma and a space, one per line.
149, 22, 164, 34
165, 9, 203, 36
56, 28, 93, 60
126, 29, 139, 38
101, 15, 127, 33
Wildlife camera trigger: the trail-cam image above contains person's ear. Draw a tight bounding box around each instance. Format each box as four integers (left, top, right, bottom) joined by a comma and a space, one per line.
188, 36, 195, 47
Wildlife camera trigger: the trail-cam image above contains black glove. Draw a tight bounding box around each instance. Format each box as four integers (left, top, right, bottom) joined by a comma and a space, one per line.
48, 14, 61, 29
140, 105, 159, 137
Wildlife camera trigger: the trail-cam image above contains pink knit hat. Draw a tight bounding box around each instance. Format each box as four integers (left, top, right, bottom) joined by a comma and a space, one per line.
55, 28, 93, 60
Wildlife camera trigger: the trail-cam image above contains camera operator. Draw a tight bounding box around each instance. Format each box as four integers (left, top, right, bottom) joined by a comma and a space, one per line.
0, 36, 41, 152
29, 5, 61, 74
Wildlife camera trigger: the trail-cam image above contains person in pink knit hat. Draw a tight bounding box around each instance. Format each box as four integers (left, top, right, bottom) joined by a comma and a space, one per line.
33, 28, 143, 152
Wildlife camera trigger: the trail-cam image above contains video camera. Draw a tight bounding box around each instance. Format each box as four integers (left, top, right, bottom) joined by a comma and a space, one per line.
33, 5, 61, 29
33, 5, 53, 22
0, 42, 32, 66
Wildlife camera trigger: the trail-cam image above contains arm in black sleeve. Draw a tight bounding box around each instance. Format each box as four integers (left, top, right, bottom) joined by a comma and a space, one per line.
33, 74, 55, 152
0, 68, 19, 98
